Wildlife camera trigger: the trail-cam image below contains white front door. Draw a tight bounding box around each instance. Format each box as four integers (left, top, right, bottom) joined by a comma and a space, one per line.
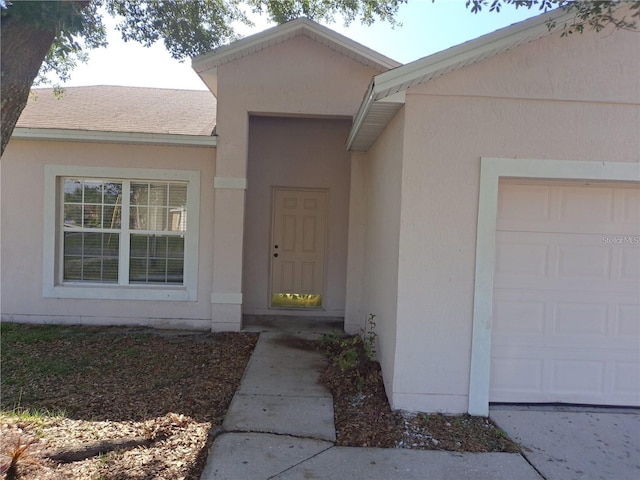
270, 188, 327, 308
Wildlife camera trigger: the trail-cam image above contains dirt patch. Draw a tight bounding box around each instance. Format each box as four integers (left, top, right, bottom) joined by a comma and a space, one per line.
317, 333, 520, 453
0, 323, 257, 479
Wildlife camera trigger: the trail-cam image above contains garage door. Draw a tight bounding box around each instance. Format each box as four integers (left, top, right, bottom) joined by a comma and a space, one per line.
490, 181, 640, 406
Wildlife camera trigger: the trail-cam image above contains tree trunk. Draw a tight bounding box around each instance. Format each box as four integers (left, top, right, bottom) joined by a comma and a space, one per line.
0, 12, 58, 158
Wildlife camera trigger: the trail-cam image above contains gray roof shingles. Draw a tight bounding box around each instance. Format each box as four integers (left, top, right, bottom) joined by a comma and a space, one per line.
16, 86, 217, 136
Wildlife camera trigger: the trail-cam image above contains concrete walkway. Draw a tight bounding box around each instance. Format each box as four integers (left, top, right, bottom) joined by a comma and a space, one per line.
200, 321, 540, 480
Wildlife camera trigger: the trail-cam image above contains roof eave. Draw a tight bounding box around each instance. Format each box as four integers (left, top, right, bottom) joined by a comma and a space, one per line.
347, 8, 576, 152
373, 8, 575, 99
346, 80, 405, 151
192, 17, 400, 76
11, 128, 218, 147
194, 65, 219, 97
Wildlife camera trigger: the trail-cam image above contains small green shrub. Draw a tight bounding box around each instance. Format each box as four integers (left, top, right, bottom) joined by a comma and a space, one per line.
319, 331, 362, 372
335, 339, 360, 372
320, 314, 378, 372
319, 330, 343, 350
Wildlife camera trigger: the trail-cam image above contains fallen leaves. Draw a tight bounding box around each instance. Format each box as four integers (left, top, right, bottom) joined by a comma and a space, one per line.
318, 334, 520, 453
0, 325, 257, 479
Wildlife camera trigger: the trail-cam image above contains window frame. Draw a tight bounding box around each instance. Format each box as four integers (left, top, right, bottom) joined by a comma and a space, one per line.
43, 165, 200, 301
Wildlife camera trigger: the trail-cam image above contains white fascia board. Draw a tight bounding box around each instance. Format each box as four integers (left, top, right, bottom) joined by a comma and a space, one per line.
347, 9, 575, 152
372, 8, 574, 100
12, 128, 217, 147
301, 22, 401, 71
346, 80, 376, 151
192, 20, 298, 72
192, 18, 400, 74
346, 77, 405, 151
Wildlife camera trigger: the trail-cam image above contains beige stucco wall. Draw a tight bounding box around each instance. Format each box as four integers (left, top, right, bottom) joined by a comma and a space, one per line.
348, 110, 406, 397
211, 34, 384, 328
361, 26, 639, 413
243, 116, 351, 317
0, 139, 216, 329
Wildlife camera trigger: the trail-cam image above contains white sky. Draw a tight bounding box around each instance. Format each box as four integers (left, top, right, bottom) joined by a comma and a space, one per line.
58, 0, 545, 91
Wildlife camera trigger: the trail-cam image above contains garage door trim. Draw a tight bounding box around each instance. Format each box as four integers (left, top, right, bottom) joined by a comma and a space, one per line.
468, 157, 639, 416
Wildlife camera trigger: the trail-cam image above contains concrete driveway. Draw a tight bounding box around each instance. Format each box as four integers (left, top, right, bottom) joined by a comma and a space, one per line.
490, 406, 640, 480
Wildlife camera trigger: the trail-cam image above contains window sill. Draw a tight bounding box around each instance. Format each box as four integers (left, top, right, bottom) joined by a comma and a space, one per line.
43, 284, 196, 301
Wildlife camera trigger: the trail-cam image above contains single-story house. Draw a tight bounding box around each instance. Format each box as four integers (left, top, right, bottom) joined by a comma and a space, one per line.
1, 9, 638, 416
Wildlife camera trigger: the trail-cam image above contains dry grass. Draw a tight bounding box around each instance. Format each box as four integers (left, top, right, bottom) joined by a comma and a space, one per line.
0, 323, 257, 479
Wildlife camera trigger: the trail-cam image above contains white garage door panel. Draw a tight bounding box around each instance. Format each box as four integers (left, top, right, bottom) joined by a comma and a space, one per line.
493, 292, 639, 346
491, 349, 639, 405
491, 182, 640, 406
496, 182, 639, 234
495, 233, 636, 292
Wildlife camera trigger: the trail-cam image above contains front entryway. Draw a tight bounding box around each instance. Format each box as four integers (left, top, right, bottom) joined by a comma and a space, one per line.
270, 188, 327, 308
242, 116, 351, 318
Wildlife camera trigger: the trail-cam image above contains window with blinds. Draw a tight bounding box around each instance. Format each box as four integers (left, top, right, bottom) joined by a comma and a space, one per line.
62, 178, 188, 285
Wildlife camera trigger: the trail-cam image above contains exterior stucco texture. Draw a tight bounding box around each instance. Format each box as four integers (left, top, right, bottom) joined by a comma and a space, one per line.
3, 14, 638, 416
356, 25, 639, 413
0, 140, 216, 329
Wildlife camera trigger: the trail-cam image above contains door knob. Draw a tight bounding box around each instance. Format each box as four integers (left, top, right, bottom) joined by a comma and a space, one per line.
273, 253, 278, 258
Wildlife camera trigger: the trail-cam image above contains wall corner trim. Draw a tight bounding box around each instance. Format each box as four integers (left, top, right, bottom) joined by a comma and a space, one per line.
211, 292, 243, 304
214, 177, 247, 189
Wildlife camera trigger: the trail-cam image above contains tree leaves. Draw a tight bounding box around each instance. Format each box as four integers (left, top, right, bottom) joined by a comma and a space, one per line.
24, 1, 108, 85
247, 0, 406, 26
463, 0, 639, 35
2, 0, 638, 159
7, 0, 640, 87
104, 0, 247, 59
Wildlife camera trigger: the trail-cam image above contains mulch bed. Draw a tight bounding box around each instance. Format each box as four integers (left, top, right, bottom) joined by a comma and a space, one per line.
1, 324, 518, 480
0, 324, 257, 480
317, 334, 520, 453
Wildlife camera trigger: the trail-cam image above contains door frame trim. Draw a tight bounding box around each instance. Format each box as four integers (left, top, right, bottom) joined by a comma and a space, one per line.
468, 158, 640, 416
268, 186, 329, 310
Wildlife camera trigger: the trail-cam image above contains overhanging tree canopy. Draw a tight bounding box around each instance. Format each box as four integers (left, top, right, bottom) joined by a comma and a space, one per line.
1, 0, 638, 158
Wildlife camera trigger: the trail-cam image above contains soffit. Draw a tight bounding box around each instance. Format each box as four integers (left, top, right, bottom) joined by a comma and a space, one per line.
347, 8, 578, 152
192, 18, 400, 95
193, 18, 400, 74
